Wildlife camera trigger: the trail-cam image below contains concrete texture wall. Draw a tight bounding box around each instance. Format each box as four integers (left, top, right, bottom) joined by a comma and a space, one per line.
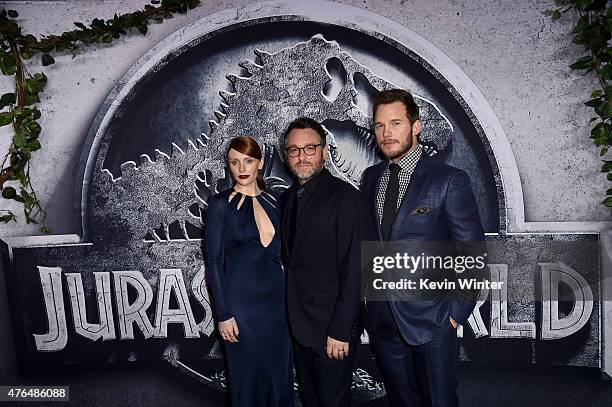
0, 0, 607, 239
0, 0, 610, 405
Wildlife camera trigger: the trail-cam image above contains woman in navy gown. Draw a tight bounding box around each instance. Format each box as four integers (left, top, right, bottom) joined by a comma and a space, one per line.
205, 136, 293, 407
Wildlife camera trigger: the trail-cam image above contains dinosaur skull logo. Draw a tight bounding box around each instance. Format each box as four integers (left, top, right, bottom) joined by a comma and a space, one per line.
94, 35, 452, 244
84, 37, 454, 398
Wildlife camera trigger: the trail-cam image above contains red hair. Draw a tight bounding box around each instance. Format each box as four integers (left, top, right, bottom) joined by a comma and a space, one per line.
227, 136, 266, 191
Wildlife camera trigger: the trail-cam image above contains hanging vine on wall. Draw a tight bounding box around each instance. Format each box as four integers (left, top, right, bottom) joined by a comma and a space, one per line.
548, 0, 612, 209
0, 0, 200, 231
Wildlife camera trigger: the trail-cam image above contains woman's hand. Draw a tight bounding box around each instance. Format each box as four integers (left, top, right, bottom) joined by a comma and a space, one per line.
219, 317, 240, 343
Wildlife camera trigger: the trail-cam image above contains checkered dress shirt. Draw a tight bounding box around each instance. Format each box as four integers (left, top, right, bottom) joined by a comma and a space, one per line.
376, 144, 423, 224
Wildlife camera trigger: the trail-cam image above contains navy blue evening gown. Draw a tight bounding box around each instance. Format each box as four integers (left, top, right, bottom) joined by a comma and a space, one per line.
205, 188, 293, 407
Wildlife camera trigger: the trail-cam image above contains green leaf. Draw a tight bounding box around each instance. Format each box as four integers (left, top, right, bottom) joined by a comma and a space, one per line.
585, 97, 603, 107
0, 214, 16, 223
547, 9, 562, 21
1, 186, 16, 199
608, 173, 612, 181
13, 132, 25, 148
23, 121, 41, 138
577, 0, 593, 11
33, 72, 47, 85
602, 147, 609, 156
74, 22, 86, 29
23, 93, 40, 106
25, 139, 41, 151
592, 90, 604, 98
0, 111, 13, 126
572, 14, 590, 35
607, 188, 612, 195
595, 102, 612, 119
0, 53, 17, 75
0, 92, 15, 108
40, 226, 50, 234
591, 122, 611, 138
7, 10, 18, 18
41, 53, 55, 66
601, 63, 612, 80
20, 188, 32, 202
570, 56, 594, 70
24, 77, 45, 94
137, 24, 148, 35
603, 196, 612, 207
602, 161, 612, 172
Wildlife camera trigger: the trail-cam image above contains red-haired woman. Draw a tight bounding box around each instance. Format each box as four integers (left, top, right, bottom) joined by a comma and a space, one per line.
205, 136, 293, 406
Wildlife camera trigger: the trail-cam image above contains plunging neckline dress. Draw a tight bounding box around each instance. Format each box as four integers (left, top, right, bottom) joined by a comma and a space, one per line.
205, 188, 293, 407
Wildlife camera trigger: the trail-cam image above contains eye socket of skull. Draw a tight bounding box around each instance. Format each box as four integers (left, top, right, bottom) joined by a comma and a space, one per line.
353, 72, 379, 117
323, 57, 347, 102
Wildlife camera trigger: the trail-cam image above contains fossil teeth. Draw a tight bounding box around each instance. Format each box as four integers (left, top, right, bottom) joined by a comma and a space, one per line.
120, 161, 138, 175
100, 168, 118, 182
154, 149, 170, 162
213, 110, 226, 121
171, 143, 185, 156
253, 49, 270, 63
187, 140, 200, 152
219, 90, 235, 103
139, 154, 153, 166
238, 60, 262, 74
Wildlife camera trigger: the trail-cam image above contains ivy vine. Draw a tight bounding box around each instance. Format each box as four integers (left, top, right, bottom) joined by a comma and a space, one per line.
548, 0, 612, 208
0, 0, 200, 231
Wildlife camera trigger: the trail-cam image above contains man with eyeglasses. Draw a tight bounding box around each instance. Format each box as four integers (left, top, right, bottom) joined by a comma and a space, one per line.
280, 117, 362, 407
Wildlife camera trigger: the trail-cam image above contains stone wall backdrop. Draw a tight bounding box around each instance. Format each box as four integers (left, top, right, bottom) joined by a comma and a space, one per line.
0, 1, 611, 406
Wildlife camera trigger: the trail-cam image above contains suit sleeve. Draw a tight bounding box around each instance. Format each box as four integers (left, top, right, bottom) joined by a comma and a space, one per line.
205, 195, 233, 322
327, 188, 363, 342
444, 170, 486, 325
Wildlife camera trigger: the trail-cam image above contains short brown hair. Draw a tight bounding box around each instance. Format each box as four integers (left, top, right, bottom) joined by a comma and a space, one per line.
227, 136, 266, 191
284, 117, 326, 146
372, 89, 419, 124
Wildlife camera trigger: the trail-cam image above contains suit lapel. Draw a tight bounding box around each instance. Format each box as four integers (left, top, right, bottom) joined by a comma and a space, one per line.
370, 162, 386, 241
281, 183, 298, 262
286, 170, 328, 263
296, 173, 324, 225
391, 155, 430, 233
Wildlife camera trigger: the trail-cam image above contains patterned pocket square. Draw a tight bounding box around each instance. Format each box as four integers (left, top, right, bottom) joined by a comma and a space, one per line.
411, 207, 433, 215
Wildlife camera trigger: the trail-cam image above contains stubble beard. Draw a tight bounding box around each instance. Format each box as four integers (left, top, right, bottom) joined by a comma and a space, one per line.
382, 136, 413, 161
292, 160, 324, 184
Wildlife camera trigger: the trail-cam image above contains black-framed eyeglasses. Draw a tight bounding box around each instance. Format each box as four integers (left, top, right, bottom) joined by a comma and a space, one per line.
285, 144, 322, 158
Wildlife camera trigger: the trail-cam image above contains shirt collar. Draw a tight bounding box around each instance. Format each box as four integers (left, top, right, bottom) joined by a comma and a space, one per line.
388, 143, 422, 173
